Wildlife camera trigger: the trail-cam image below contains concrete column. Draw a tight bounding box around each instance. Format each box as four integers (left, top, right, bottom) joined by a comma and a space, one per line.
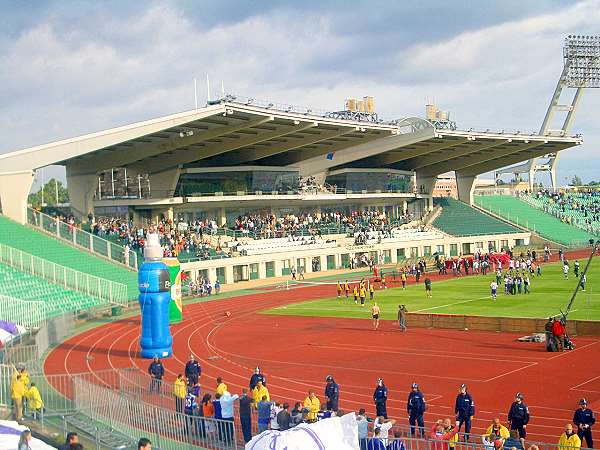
258, 262, 267, 279
225, 265, 234, 284
415, 172, 436, 212
0, 170, 35, 224
455, 171, 477, 205
66, 171, 97, 219
274, 260, 283, 277
218, 208, 227, 227
208, 267, 217, 282
305, 257, 313, 274
390, 248, 398, 264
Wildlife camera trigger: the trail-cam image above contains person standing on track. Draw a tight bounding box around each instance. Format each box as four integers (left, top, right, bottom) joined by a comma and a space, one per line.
337, 281, 343, 298
407, 382, 426, 437
373, 378, 388, 419
573, 398, 595, 448
148, 356, 164, 393
344, 280, 350, 298
398, 305, 407, 332
185, 354, 201, 386
372, 303, 381, 330
508, 392, 530, 441
249, 366, 266, 391
324, 375, 340, 412
455, 383, 475, 441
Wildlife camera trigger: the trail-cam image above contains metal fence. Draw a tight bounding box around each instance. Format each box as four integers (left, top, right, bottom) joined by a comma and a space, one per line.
0, 243, 128, 307
27, 208, 138, 270
0, 294, 46, 328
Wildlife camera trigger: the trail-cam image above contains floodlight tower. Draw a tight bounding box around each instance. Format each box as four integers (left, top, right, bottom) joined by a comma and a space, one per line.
500, 35, 600, 190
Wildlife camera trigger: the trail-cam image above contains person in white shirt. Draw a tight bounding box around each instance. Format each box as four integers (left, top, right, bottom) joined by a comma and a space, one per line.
563, 263, 570, 279
490, 281, 498, 301
373, 416, 396, 446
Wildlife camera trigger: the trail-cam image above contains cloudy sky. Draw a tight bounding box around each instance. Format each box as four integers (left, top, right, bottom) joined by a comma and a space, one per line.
1, 0, 599, 187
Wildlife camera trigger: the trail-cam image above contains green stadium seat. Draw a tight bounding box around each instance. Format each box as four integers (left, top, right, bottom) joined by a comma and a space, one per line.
0, 215, 138, 299
474, 195, 597, 246
433, 197, 521, 237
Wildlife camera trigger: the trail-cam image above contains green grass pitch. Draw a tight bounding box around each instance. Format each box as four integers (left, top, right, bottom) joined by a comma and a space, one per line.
262, 258, 600, 321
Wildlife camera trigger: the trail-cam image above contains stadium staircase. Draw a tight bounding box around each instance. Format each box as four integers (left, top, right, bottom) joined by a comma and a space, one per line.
474, 195, 597, 247
0, 215, 138, 299
0, 262, 105, 319
432, 197, 522, 237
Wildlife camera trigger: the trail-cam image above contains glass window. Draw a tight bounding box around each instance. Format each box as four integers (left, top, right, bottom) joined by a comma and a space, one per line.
423, 246, 431, 257
410, 247, 419, 258
436, 244, 444, 255
397, 248, 406, 260
450, 244, 458, 257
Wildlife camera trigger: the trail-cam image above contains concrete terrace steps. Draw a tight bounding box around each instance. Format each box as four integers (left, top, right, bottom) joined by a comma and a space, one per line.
0, 215, 138, 299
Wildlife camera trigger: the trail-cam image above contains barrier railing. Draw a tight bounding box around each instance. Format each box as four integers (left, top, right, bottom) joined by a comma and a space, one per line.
0, 242, 128, 307
73, 374, 240, 449
27, 208, 138, 270
0, 294, 46, 328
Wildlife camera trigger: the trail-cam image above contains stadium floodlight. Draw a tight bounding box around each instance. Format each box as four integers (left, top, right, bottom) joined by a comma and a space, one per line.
564, 35, 600, 88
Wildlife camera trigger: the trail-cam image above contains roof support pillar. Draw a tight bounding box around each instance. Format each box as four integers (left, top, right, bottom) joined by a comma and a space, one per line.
415, 172, 436, 212
0, 170, 35, 224
66, 171, 97, 220
456, 171, 476, 206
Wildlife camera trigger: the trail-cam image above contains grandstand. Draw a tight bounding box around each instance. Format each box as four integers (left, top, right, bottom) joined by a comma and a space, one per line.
432, 197, 522, 237
474, 194, 598, 246
0, 215, 138, 298
0, 263, 105, 319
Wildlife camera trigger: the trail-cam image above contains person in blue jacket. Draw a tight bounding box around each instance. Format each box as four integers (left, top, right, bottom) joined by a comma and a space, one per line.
373, 378, 388, 419
508, 392, 529, 439
249, 366, 266, 390
148, 356, 164, 393
455, 383, 475, 441
573, 398, 595, 448
325, 375, 340, 412
185, 354, 201, 386
407, 382, 426, 437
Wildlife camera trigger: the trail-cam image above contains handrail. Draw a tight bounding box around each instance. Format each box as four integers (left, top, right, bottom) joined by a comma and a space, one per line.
27, 208, 138, 271
0, 294, 46, 328
0, 242, 128, 306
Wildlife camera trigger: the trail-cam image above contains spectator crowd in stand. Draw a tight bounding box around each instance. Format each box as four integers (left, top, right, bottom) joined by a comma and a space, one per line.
528, 189, 600, 232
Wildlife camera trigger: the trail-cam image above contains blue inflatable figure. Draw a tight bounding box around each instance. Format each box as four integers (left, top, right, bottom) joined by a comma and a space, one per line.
138, 233, 173, 358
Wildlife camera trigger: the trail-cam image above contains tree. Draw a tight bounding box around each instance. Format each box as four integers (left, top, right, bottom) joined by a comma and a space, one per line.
571, 175, 583, 186
28, 178, 69, 208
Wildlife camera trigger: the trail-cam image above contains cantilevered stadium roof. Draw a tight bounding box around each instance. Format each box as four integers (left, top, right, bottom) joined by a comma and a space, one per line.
0, 97, 583, 223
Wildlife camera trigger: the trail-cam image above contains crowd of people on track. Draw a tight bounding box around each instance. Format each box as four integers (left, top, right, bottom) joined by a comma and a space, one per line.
143, 354, 597, 450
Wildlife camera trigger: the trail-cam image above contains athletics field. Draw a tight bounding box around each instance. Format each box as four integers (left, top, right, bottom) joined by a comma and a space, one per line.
263, 257, 600, 321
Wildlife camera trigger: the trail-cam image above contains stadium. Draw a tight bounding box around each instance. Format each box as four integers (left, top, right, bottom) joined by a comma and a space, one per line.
1, 28, 600, 450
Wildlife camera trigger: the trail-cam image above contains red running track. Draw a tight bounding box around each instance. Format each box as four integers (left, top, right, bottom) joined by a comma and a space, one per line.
45, 262, 600, 443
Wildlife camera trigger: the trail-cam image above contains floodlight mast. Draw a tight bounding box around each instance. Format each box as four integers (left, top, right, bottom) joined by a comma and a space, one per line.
497, 35, 600, 190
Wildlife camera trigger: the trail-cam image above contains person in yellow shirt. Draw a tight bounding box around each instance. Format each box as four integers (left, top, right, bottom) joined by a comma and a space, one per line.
173, 374, 187, 413
25, 382, 44, 420
336, 282, 342, 298
11, 374, 26, 421
353, 286, 358, 304
401, 272, 407, 289
485, 418, 510, 439
369, 282, 375, 302
344, 281, 350, 298
558, 423, 581, 450
216, 377, 227, 396
252, 380, 270, 407
303, 391, 320, 423
359, 286, 366, 306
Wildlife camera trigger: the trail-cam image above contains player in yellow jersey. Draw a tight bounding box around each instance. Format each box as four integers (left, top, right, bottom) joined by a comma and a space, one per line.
337, 281, 343, 298
353, 286, 358, 304
344, 280, 350, 298
369, 281, 375, 301
359, 286, 366, 306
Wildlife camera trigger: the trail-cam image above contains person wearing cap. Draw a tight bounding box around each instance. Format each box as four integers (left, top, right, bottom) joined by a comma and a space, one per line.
508, 393, 530, 440
558, 423, 582, 450
185, 355, 201, 386
148, 356, 164, 393
249, 366, 266, 391
325, 375, 340, 412
573, 398, 595, 448
373, 378, 389, 419
407, 383, 427, 437
455, 384, 475, 441
252, 379, 270, 407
